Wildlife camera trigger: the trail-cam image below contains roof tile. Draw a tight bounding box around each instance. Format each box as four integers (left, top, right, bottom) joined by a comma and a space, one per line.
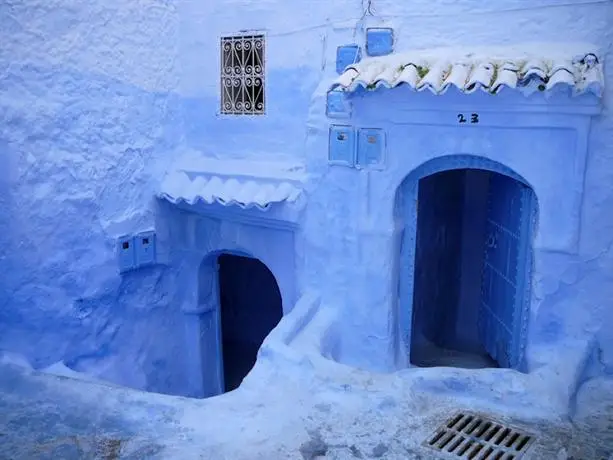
159, 171, 303, 211
330, 44, 604, 97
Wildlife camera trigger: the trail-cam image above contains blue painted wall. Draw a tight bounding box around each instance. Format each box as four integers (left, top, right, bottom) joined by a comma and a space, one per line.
307, 90, 600, 372
0, 1, 185, 394
154, 202, 297, 396
1, 0, 612, 397
291, 0, 612, 375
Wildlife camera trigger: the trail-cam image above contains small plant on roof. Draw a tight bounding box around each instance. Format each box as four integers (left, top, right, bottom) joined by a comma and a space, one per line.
416, 65, 428, 79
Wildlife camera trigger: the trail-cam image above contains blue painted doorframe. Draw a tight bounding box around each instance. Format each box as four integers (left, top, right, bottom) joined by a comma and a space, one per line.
181, 254, 224, 398
196, 255, 224, 397
396, 154, 537, 370
188, 249, 259, 398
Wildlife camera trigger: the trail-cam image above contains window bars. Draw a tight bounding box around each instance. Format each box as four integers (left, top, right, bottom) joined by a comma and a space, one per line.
220, 34, 265, 115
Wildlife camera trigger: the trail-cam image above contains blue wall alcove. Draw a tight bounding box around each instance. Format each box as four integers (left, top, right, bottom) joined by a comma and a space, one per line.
155, 199, 296, 397
394, 154, 538, 371
302, 76, 596, 374
191, 249, 283, 396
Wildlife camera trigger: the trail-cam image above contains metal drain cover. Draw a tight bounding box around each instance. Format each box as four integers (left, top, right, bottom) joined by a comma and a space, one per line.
424, 412, 535, 459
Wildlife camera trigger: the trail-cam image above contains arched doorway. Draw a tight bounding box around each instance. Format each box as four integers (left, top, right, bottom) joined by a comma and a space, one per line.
395, 155, 538, 371
196, 251, 283, 396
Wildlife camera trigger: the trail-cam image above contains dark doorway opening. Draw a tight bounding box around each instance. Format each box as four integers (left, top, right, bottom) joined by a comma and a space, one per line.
410, 168, 535, 370
217, 254, 283, 392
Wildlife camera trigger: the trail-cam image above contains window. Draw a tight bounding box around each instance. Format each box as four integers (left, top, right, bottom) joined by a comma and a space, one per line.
220, 34, 265, 115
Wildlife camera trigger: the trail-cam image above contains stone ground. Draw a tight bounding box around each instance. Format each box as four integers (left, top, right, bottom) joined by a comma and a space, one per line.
0, 360, 612, 460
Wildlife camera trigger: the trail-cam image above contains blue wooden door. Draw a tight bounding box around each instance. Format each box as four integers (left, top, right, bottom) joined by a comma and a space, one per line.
480, 173, 534, 369
198, 259, 224, 397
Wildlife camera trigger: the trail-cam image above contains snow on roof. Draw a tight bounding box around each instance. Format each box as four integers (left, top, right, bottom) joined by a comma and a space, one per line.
330, 43, 604, 97
158, 154, 306, 210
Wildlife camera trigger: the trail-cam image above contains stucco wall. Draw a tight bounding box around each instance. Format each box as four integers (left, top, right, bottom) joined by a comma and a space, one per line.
0, 0, 185, 393
1, 0, 611, 396
175, 0, 611, 156
306, 90, 599, 370
174, 0, 612, 373
294, 1, 613, 374
160, 204, 297, 316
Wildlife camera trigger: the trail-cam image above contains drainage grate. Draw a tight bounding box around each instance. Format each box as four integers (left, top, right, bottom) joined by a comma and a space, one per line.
424, 412, 535, 459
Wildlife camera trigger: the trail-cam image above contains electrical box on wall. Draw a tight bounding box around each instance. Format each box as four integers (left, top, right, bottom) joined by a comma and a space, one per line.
326, 90, 352, 118
118, 235, 135, 273
117, 231, 158, 273
329, 125, 356, 167
135, 231, 157, 267
357, 128, 385, 168
336, 44, 362, 74
366, 28, 394, 56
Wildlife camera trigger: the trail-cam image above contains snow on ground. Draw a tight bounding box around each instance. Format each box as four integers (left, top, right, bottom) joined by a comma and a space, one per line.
1, 301, 612, 459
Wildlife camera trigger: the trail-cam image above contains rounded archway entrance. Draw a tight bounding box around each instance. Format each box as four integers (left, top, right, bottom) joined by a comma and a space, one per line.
195, 251, 283, 397
394, 155, 538, 371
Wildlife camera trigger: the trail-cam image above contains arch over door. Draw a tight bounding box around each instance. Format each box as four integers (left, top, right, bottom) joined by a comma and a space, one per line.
480, 173, 535, 369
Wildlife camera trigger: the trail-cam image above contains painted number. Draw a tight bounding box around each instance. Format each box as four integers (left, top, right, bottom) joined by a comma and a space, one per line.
457, 113, 479, 124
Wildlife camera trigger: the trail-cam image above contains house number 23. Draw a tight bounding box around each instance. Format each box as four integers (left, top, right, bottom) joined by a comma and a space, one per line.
457, 113, 479, 124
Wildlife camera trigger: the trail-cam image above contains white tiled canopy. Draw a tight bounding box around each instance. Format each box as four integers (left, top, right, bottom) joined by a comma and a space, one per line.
160, 171, 302, 210
158, 155, 306, 211
330, 43, 604, 97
